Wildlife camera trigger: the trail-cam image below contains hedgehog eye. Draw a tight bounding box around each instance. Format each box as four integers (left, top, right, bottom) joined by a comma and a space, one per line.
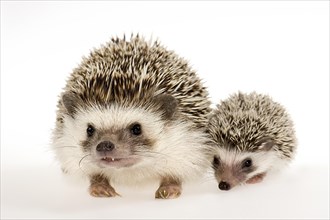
86, 125, 95, 137
242, 158, 252, 169
131, 123, 142, 136
213, 156, 221, 168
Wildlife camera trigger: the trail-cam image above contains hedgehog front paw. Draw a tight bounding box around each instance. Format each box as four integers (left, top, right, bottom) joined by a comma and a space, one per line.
89, 174, 120, 197
246, 172, 266, 184
155, 185, 182, 199
89, 183, 120, 197
155, 176, 182, 199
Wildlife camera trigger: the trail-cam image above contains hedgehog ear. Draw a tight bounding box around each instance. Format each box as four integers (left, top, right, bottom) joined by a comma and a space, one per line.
257, 138, 275, 151
62, 92, 81, 116
153, 94, 178, 120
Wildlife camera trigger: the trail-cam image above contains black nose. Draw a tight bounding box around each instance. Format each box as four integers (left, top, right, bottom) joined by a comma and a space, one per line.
218, 181, 231, 191
96, 141, 115, 152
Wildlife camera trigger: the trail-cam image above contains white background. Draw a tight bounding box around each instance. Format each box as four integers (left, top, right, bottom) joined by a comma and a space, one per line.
1, 1, 329, 219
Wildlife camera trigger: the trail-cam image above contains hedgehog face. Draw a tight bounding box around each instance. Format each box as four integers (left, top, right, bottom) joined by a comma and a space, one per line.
57, 92, 179, 170
212, 140, 280, 191
60, 105, 165, 169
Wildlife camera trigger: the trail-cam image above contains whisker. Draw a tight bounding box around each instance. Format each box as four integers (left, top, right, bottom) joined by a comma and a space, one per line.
79, 154, 91, 172
53, 145, 80, 149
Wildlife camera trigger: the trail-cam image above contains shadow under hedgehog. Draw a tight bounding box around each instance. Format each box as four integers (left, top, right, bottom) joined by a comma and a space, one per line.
52, 35, 212, 199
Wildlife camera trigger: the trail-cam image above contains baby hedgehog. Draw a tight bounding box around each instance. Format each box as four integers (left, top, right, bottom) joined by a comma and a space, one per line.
208, 92, 296, 191
52, 35, 211, 199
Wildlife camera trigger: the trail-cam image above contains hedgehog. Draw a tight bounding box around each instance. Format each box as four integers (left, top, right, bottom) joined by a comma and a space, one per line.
208, 92, 296, 191
52, 35, 212, 199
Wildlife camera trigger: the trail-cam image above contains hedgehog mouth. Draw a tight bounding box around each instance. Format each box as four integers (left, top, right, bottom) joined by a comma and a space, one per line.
101, 157, 121, 162
99, 156, 139, 168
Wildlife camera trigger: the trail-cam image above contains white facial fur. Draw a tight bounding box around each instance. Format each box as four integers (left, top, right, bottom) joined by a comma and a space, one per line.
52, 104, 210, 185
214, 147, 286, 186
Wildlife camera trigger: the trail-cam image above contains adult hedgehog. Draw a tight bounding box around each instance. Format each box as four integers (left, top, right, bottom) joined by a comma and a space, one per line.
52, 35, 211, 199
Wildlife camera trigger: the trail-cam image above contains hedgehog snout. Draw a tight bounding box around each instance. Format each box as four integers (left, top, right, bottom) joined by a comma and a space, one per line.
96, 141, 115, 153
218, 181, 231, 191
